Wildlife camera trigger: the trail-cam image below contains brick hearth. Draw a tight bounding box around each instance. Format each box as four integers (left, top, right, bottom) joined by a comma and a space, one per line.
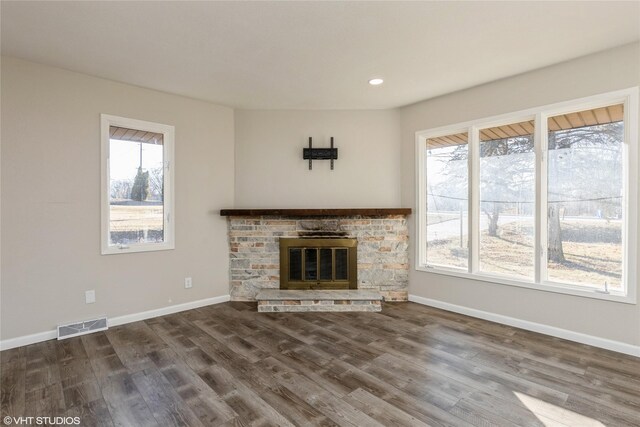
255, 290, 383, 312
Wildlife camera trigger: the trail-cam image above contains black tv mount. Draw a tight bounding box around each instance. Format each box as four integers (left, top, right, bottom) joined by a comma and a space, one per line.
303, 137, 338, 170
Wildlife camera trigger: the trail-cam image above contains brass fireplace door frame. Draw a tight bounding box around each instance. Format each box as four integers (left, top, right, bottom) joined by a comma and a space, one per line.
279, 238, 357, 290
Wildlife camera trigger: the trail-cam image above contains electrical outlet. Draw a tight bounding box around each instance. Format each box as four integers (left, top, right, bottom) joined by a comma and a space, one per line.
184, 277, 193, 289
85, 290, 96, 304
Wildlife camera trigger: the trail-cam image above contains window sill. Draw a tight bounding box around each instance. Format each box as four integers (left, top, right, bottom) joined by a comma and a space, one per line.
415, 265, 636, 305
102, 242, 175, 255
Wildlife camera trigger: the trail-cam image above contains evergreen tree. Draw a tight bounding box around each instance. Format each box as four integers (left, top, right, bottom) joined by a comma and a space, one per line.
130, 167, 149, 201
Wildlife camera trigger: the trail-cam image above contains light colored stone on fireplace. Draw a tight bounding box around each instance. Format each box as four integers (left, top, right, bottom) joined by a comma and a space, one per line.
255, 290, 384, 312
256, 289, 383, 300
227, 215, 409, 301
258, 301, 382, 312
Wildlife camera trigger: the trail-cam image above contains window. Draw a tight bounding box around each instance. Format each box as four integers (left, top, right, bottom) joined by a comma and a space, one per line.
416, 88, 638, 303
479, 121, 535, 280
101, 115, 174, 254
424, 132, 468, 270
546, 105, 624, 291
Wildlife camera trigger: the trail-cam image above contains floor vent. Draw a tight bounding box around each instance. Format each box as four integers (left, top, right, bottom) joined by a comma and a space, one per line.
57, 317, 108, 340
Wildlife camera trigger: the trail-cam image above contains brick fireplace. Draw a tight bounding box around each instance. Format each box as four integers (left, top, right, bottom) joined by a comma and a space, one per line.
221, 209, 411, 301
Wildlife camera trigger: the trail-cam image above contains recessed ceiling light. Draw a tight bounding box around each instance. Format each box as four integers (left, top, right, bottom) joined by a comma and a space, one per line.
368, 78, 384, 86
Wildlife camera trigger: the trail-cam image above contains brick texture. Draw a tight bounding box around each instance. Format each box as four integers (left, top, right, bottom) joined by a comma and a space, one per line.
227, 216, 409, 301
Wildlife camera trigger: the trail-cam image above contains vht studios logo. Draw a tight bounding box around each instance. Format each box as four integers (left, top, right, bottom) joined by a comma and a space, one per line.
3, 416, 80, 425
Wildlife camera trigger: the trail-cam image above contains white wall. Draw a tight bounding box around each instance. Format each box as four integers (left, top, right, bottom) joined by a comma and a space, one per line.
1, 57, 235, 341
234, 110, 401, 208
400, 43, 640, 346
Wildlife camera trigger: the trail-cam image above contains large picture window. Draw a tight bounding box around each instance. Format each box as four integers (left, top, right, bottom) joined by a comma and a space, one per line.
101, 115, 175, 254
416, 89, 638, 302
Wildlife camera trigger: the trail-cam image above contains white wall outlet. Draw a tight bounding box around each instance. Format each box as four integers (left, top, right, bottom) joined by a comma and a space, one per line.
85, 290, 96, 304
184, 277, 193, 289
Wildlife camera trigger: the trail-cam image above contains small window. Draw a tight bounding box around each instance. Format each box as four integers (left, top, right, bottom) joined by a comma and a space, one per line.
101, 115, 174, 254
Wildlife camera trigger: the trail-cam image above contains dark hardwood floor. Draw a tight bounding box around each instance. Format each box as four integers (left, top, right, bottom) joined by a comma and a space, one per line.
2, 302, 640, 426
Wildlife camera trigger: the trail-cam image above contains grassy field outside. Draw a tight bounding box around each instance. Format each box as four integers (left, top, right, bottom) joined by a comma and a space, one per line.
427, 220, 622, 290
109, 204, 164, 244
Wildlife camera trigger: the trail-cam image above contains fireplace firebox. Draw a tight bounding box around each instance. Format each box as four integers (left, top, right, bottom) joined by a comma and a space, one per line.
279, 238, 357, 290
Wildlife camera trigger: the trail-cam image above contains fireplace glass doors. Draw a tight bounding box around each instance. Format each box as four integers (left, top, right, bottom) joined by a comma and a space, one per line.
280, 238, 357, 289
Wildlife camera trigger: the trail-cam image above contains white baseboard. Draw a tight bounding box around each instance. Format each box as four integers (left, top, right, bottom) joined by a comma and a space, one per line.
0, 295, 231, 351
108, 295, 230, 327
0, 330, 59, 352
408, 294, 640, 358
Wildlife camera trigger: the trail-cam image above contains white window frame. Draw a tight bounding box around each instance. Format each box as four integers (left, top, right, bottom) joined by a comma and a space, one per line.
101, 114, 175, 255
416, 88, 638, 304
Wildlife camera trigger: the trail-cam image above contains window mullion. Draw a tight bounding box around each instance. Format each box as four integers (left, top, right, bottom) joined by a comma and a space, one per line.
622, 91, 638, 299
535, 112, 548, 283
416, 136, 426, 267
469, 126, 480, 274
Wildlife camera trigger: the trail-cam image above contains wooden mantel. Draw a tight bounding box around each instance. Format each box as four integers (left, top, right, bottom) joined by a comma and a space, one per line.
220, 208, 411, 217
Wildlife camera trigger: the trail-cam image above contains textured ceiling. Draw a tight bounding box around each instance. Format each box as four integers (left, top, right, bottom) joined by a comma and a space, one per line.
2, 1, 639, 109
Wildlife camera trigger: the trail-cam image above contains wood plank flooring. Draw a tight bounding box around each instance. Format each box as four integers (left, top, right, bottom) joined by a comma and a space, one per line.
2, 302, 640, 426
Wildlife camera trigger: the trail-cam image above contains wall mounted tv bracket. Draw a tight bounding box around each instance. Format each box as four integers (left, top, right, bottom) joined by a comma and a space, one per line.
303, 137, 338, 170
